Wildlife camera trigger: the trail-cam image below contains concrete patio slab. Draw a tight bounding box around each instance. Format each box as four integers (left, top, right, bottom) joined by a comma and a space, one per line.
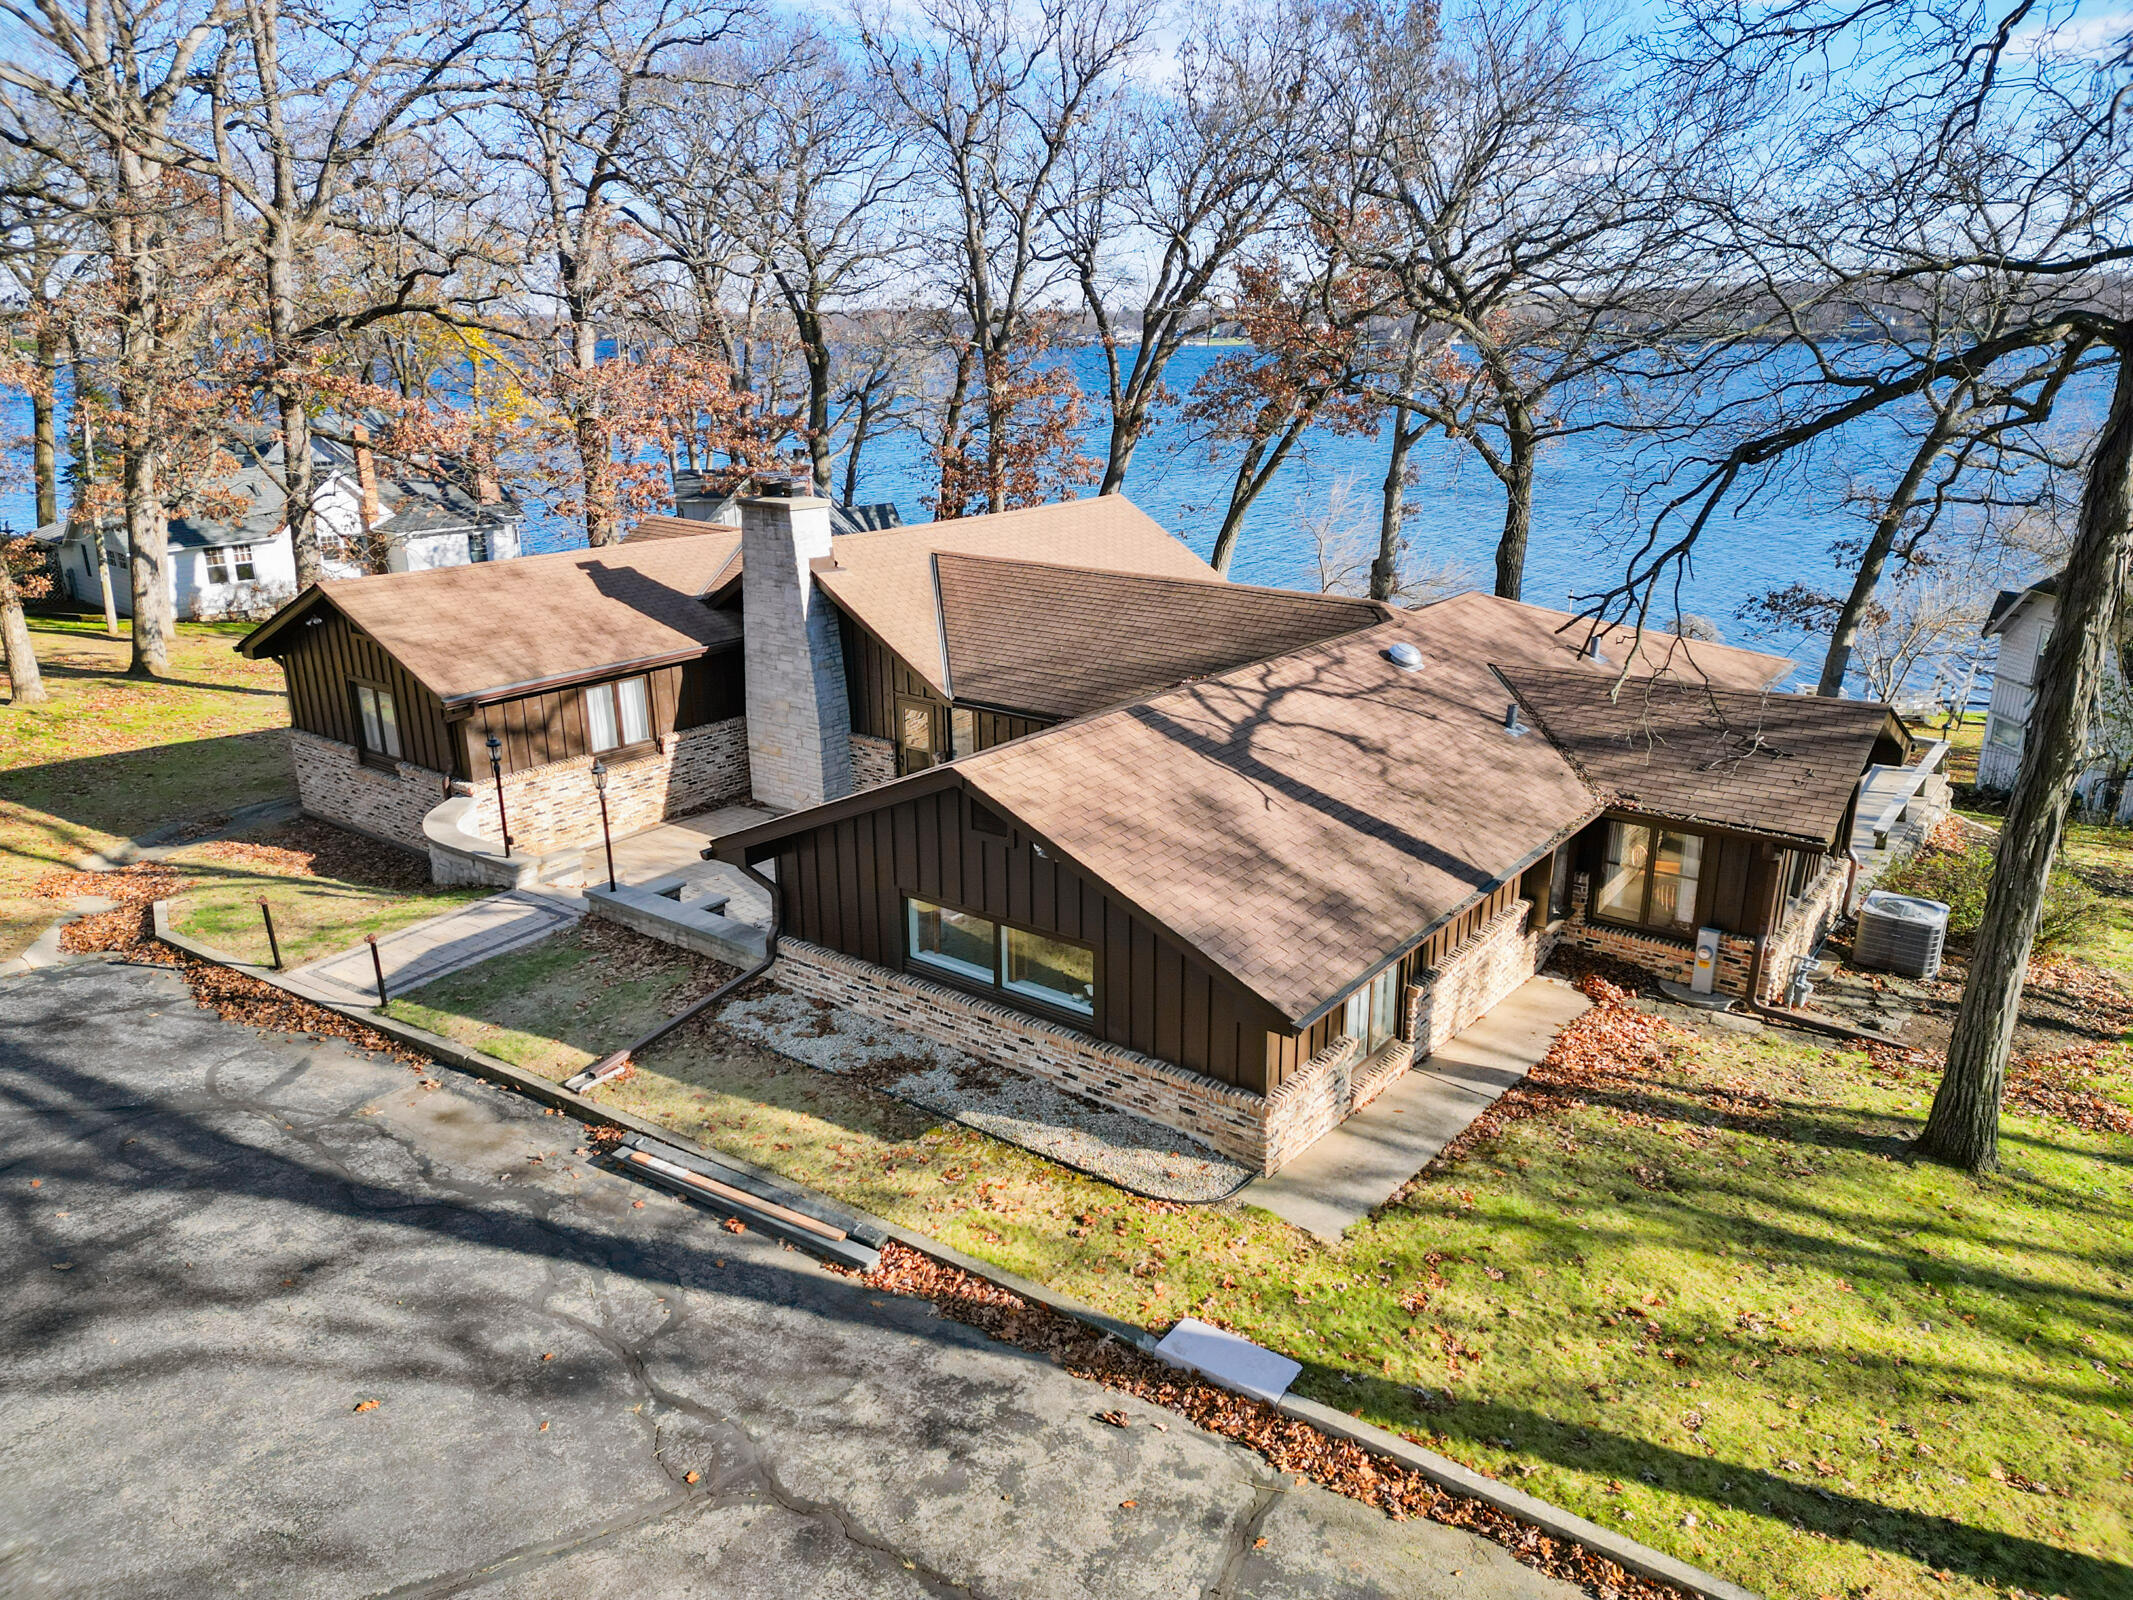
285, 888, 583, 1007
1244, 975, 1590, 1242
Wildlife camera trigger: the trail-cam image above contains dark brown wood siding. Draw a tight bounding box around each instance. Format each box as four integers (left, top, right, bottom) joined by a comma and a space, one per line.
272, 607, 456, 775
462, 647, 741, 776
764, 778, 1290, 1093
1572, 814, 1789, 937
839, 609, 1049, 753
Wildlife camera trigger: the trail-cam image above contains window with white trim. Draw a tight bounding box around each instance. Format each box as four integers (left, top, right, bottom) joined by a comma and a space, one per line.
205, 544, 256, 585
585, 675, 653, 753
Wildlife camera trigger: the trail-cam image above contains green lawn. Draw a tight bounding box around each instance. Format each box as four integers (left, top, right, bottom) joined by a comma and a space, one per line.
162, 821, 490, 967
394, 923, 2133, 1600
1, 615, 294, 956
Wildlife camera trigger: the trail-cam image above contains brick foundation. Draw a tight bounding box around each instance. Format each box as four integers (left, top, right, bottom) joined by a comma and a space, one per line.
289, 729, 450, 854
849, 734, 897, 793
772, 937, 1283, 1169
769, 893, 1554, 1175
462, 718, 749, 855
1553, 861, 1851, 1005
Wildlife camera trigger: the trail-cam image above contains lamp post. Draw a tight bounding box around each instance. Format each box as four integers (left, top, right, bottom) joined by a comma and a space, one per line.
486, 733, 513, 857
592, 759, 616, 891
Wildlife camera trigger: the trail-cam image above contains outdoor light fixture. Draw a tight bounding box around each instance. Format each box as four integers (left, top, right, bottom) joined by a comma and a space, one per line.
486, 733, 513, 858
592, 758, 616, 892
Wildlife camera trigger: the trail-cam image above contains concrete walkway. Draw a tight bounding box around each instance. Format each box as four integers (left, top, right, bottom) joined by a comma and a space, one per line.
1247, 976, 1591, 1242
283, 888, 583, 1007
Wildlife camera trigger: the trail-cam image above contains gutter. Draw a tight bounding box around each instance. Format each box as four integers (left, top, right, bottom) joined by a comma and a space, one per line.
563, 858, 782, 1091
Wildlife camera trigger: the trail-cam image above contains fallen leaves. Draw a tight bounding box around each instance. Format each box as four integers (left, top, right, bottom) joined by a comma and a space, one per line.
851, 1242, 1688, 1600
353, 1399, 380, 1414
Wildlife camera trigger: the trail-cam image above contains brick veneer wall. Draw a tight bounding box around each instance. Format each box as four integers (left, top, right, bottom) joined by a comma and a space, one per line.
771, 937, 1282, 1169
849, 734, 897, 793
1761, 857, 1852, 1003
290, 729, 450, 853
462, 718, 749, 855
1409, 900, 1555, 1059
769, 891, 1555, 1175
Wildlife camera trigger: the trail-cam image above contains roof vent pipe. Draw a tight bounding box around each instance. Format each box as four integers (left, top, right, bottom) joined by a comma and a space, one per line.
1582, 633, 1607, 666
1386, 641, 1425, 671
1504, 702, 1527, 736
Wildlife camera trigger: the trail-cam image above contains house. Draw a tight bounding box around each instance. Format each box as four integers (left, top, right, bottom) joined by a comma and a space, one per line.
41, 431, 522, 621
238, 488, 1926, 1174
1974, 570, 2133, 817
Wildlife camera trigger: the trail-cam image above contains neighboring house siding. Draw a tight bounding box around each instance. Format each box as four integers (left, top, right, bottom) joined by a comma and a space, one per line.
276, 608, 458, 776
462, 649, 745, 776
1979, 598, 2049, 791
760, 779, 1291, 1093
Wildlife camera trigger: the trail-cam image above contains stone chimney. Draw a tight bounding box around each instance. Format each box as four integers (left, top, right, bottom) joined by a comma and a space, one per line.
474, 452, 501, 506
352, 424, 382, 530
741, 489, 854, 809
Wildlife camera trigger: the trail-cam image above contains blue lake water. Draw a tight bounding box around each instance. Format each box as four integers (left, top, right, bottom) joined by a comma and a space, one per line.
5, 342, 2102, 688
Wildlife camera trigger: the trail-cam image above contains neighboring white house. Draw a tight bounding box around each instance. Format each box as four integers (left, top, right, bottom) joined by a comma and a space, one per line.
37, 432, 523, 621
1976, 572, 2133, 819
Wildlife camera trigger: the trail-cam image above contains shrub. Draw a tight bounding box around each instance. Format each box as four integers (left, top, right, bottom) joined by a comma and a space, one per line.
1879, 837, 2099, 955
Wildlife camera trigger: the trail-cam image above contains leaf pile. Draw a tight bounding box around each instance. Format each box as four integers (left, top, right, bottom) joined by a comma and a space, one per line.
195, 818, 434, 891
33, 862, 181, 956
179, 957, 431, 1068
854, 1241, 1685, 1600
2005, 1046, 2133, 1136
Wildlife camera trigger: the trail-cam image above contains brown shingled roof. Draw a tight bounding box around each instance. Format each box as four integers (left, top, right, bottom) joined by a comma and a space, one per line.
239, 536, 743, 707
1501, 668, 1904, 849
719, 590, 1844, 1028
813, 497, 1217, 695
935, 554, 1386, 718
947, 605, 1604, 1027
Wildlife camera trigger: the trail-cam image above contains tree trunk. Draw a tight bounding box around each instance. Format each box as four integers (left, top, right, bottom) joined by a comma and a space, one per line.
1817, 415, 1953, 696
843, 387, 877, 507
1374, 406, 1426, 601
1210, 394, 1327, 575
124, 444, 171, 678
0, 554, 48, 706
32, 318, 59, 529
1493, 408, 1536, 602
1919, 348, 2133, 1172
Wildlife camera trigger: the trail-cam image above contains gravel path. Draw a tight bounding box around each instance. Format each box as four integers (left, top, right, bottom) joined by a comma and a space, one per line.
718, 984, 1253, 1202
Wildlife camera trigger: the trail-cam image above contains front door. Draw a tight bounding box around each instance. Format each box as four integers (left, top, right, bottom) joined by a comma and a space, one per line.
895, 696, 943, 776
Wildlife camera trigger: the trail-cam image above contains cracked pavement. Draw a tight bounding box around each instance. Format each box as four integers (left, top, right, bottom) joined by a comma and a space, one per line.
0, 961, 1582, 1600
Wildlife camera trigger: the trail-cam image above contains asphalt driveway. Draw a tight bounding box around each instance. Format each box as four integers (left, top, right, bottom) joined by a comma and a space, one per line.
0, 960, 1579, 1600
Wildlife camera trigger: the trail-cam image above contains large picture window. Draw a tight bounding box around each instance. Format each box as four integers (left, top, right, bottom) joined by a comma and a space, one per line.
586, 675, 652, 753
1595, 820, 1703, 934
352, 681, 401, 760
905, 897, 1096, 1018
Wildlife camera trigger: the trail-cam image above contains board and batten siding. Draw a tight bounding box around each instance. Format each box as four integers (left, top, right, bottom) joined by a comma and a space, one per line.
762, 778, 1298, 1094
463, 648, 743, 776
1569, 814, 1789, 937
275, 608, 458, 775
838, 610, 1049, 752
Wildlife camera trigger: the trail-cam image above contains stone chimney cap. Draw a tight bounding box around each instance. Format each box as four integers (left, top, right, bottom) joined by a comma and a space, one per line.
739, 491, 832, 511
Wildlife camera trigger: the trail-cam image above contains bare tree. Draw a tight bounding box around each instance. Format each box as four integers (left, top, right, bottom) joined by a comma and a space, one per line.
0, 141, 86, 530
1615, 0, 2133, 1171
203, 0, 507, 585
1, 0, 238, 676
1324, 0, 1705, 601
1059, 0, 1320, 496
486, 0, 747, 544
861, 0, 1145, 516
